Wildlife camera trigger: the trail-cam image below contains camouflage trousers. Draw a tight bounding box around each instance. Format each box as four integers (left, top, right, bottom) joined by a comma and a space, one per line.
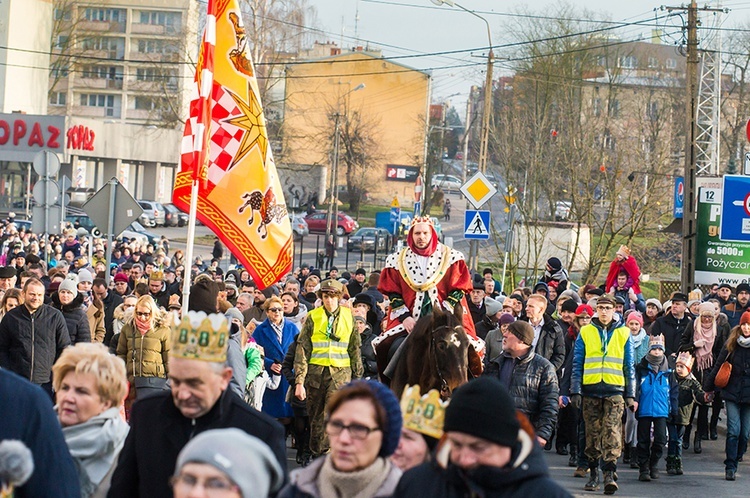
305, 365, 351, 456
582, 395, 624, 471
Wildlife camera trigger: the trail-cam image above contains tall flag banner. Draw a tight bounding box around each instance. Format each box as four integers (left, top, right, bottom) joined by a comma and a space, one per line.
173, 0, 293, 289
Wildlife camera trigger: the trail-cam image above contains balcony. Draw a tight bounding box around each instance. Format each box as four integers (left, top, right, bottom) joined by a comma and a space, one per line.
130, 23, 179, 36
76, 77, 123, 90
79, 20, 126, 33
71, 105, 122, 119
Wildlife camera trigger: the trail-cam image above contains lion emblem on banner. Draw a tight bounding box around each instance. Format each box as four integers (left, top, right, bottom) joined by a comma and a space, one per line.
238, 187, 288, 239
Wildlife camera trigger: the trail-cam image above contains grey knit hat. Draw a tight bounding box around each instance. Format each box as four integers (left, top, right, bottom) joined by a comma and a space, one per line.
77, 269, 93, 284
59, 275, 78, 298
174, 428, 283, 497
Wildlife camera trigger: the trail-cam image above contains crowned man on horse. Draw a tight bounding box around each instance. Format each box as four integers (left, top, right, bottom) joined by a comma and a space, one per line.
374, 215, 485, 389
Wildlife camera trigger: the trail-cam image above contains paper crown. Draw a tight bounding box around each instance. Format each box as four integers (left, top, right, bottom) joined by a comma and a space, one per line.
149, 270, 164, 282
170, 311, 229, 363
676, 351, 694, 370
400, 384, 448, 440
649, 334, 665, 350
410, 215, 434, 227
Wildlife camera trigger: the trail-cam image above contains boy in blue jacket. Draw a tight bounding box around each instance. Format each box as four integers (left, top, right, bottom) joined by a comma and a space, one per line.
635, 334, 679, 482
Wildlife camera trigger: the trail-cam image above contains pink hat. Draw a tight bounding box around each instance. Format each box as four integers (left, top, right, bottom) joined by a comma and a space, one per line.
627, 311, 644, 328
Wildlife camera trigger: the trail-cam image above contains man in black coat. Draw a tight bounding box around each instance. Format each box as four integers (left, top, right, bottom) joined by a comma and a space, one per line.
108, 315, 287, 498
92, 278, 123, 346
0, 278, 70, 396
521, 294, 566, 372
650, 292, 692, 367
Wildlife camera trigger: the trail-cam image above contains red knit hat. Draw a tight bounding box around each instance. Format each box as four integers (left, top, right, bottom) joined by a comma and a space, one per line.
575, 304, 594, 317
741, 310, 750, 326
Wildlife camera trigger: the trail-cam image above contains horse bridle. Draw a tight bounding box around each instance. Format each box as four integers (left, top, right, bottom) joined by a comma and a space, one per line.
431, 324, 463, 400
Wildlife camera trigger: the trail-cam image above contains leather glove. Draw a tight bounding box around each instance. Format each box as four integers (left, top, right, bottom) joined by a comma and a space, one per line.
570, 394, 582, 410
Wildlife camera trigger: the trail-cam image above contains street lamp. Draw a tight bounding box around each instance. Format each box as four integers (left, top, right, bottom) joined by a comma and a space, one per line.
431, 0, 494, 270
325, 83, 366, 257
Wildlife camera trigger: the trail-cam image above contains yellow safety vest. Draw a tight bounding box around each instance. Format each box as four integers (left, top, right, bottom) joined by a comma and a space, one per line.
308, 306, 354, 368
580, 323, 629, 387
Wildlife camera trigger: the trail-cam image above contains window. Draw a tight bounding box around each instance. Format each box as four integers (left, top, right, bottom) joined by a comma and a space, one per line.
617, 55, 638, 69
51, 66, 69, 79
54, 8, 72, 21
84, 8, 124, 23
597, 55, 607, 67
646, 101, 659, 121
137, 39, 177, 55
666, 58, 677, 69
55, 35, 69, 49
608, 99, 621, 118
139, 11, 180, 29
648, 57, 658, 68
593, 98, 602, 117
49, 92, 67, 106
134, 96, 157, 110
80, 94, 114, 108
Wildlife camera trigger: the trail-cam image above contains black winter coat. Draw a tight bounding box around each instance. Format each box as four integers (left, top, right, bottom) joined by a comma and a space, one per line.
360, 328, 379, 379
522, 314, 566, 373
108, 390, 287, 498
650, 312, 692, 361
0, 304, 70, 384
100, 289, 123, 346
485, 353, 559, 441
394, 432, 572, 498
51, 292, 91, 344
704, 342, 750, 405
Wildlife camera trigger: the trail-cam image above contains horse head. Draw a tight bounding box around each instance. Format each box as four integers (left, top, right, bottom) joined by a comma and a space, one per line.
427, 305, 469, 398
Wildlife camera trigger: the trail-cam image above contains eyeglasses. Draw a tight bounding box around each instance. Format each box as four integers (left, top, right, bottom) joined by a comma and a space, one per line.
326, 419, 380, 440
170, 474, 238, 495
596, 306, 614, 312
135, 311, 151, 318
267, 307, 283, 313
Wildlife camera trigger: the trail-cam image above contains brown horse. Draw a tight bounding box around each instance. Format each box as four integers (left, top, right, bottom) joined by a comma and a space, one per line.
389, 305, 470, 400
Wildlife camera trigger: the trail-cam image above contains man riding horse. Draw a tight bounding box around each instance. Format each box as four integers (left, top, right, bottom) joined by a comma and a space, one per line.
374, 216, 484, 383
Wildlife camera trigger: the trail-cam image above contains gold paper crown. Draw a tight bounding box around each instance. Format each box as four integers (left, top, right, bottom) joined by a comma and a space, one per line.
170, 311, 229, 363
410, 215, 434, 227
149, 270, 164, 281
400, 384, 448, 440
676, 351, 694, 370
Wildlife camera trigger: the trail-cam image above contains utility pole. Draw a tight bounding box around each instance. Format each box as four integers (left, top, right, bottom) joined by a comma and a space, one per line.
664, 1, 725, 292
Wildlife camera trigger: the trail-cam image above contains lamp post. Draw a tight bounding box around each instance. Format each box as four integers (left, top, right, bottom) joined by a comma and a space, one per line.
432, 0, 493, 270
325, 83, 365, 261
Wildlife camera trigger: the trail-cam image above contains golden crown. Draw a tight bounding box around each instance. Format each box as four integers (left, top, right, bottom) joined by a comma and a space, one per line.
170, 311, 229, 363
149, 270, 164, 281
410, 215, 434, 227
400, 384, 448, 440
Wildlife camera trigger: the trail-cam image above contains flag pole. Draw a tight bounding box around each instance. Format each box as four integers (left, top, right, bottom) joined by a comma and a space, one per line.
181, 179, 199, 314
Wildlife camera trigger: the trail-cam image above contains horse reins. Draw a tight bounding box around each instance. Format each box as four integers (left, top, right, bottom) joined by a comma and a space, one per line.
431, 325, 463, 400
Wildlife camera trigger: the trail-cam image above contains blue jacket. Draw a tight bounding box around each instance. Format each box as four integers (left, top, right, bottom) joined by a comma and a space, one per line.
571, 316, 636, 399
253, 318, 299, 418
635, 358, 679, 419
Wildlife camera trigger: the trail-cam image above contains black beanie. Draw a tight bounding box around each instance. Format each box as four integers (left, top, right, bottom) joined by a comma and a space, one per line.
444, 377, 519, 448
547, 257, 562, 271
561, 299, 578, 313
189, 277, 220, 314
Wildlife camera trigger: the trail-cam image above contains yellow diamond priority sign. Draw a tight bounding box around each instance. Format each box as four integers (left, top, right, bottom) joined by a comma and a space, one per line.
460, 171, 497, 209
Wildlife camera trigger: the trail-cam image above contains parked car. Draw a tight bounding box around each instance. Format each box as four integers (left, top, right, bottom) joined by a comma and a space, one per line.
304, 211, 359, 236
555, 201, 572, 221
137, 200, 166, 227
289, 213, 309, 238
10, 219, 32, 232
122, 221, 160, 246
431, 174, 462, 191
347, 227, 391, 252
65, 214, 102, 237
163, 203, 188, 227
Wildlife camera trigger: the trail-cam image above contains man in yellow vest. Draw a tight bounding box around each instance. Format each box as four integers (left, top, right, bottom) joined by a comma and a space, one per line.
294, 278, 363, 457
570, 295, 635, 495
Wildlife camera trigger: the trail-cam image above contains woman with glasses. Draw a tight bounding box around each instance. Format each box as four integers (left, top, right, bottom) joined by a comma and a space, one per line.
280, 380, 403, 498
116, 295, 171, 413
252, 295, 299, 423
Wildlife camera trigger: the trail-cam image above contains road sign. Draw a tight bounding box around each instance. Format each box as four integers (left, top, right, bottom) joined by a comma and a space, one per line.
464, 210, 491, 240
82, 178, 143, 236
32, 179, 60, 206
390, 207, 401, 224
674, 176, 684, 219
32, 150, 60, 177
720, 175, 750, 242
460, 171, 497, 209
413, 201, 421, 216
745, 152, 750, 176
32, 205, 61, 234
391, 196, 400, 208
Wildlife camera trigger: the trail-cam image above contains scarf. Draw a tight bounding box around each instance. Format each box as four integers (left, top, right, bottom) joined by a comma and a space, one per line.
738, 335, 750, 348
406, 224, 439, 256
61, 407, 129, 497
317, 456, 392, 498
630, 329, 647, 350
646, 352, 667, 372
134, 316, 151, 335
693, 319, 717, 372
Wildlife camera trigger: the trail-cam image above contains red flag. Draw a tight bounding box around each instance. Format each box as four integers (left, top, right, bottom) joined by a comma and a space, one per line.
173, 0, 293, 289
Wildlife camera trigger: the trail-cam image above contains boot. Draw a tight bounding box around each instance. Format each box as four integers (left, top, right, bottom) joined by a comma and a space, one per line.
666, 456, 677, 475
556, 444, 568, 455
694, 433, 702, 454
630, 446, 639, 469
623, 445, 631, 464
573, 466, 588, 478
568, 445, 578, 467
584, 467, 600, 491
710, 419, 719, 440
675, 457, 683, 475
639, 466, 652, 482
650, 465, 660, 480
603, 470, 618, 495
683, 425, 691, 450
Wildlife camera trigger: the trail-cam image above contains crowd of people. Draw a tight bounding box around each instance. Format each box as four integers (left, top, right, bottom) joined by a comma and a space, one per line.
0, 213, 749, 497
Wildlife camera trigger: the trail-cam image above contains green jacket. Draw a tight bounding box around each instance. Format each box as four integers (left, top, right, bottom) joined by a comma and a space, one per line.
116, 312, 171, 380
675, 373, 706, 425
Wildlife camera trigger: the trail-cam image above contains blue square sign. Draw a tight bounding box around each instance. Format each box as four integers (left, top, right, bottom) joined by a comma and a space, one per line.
720, 175, 750, 242
464, 210, 491, 240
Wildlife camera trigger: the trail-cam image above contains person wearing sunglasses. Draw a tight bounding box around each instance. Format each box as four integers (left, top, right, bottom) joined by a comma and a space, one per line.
115, 295, 171, 412
280, 380, 402, 498
252, 295, 299, 424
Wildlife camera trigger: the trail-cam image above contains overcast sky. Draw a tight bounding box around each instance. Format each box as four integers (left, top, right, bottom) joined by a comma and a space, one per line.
304, 0, 744, 108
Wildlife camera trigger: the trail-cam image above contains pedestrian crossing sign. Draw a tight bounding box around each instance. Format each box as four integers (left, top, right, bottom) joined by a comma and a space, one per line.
464, 210, 491, 240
